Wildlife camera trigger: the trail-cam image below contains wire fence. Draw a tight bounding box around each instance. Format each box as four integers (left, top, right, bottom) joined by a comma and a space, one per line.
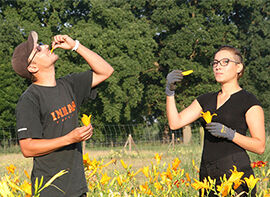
0, 122, 203, 153
0, 120, 269, 153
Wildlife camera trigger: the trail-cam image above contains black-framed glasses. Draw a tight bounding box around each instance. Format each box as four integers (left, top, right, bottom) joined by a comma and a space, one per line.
28, 42, 43, 66
211, 58, 240, 68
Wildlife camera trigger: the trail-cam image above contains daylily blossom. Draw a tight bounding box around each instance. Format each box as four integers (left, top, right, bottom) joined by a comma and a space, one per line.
228, 166, 244, 190
172, 158, 181, 171
186, 173, 191, 182
24, 170, 30, 180
130, 168, 142, 177
154, 182, 163, 191
20, 180, 32, 196
228, 166, 244, 182
142, 166, 150, 178
83, 152, 92, 168
201, 111, 217, 124
100, 159, 116, 169
1, 153, 269, 196
81, 114, 92, 126
117, 176, 124, 186
140, 182, 154, 195
244, 175, 260, 192
0, 179, 13, 197
182, 70, 193, 76
251, 161, 268, 168
6, 164, 16, 174
217, 180, 232, 197
100, 173, 111, 185
192, 159, 200, 173
191, 178, 210, 197
120, 160, 128, 169
154, 153, 162, 165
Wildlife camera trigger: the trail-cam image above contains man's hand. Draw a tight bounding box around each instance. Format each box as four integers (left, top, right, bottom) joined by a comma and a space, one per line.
67, 124, 93, 144
165, 70, 183, 96
206, 122, 236, 140
51, 35, 77, 51
19, 125, 93, 157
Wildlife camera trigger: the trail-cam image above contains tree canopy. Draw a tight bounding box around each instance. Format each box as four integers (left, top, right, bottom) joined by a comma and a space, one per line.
0, 0, 269, 139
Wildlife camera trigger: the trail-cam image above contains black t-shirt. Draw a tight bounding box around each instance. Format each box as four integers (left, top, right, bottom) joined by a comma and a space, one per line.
16, 70, 96, 197
197, 89, 261, 162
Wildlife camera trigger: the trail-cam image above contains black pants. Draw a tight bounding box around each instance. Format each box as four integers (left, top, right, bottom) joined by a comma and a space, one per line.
79, 193, 87, 197
199, 152, 256, 197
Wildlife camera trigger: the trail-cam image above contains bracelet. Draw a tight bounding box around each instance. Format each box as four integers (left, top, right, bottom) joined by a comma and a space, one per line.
72, 40, 80, 51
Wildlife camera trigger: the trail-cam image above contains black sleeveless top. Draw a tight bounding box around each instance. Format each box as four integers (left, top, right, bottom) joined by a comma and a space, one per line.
197, 89, 261, 162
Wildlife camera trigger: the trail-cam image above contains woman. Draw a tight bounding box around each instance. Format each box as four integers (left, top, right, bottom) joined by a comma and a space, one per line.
166, 45, 265, 196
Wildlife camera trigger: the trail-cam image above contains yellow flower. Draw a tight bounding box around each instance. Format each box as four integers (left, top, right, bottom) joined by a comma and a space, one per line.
217, 181, 232, 197
201, 111, 217, 124
186, 173, 191, 182
81, 114, 92, 126
172, 158, 181, 171
182, 70, 193, 76
83, 153, 91, 167
120, 159, 128, 169
0, 179, 13, 197
244, 175, 260, 191
228, 166, 244, 190
142, 166, 150, 178
154, 153, 162, 165
140, 182, 154, 195
191, 178, 210, 190
6, 175, 24, 193
233, 179, 243, 190
154, 182, 163, 191
24, 170, 31, 180
6, 164, 16, 174
100, 159, 116, 169
88, 167, 98, 178
228, 166, 244, 182
20, 180, 32, 196
192, 159, 200, 172
164, 164, 173, 180
117, 176, 123, 186
130, 168, 142, 177
100, 173, 111, 185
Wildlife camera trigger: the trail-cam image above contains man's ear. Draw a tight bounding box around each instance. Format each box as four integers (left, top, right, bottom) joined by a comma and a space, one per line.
27, 64, 39, 74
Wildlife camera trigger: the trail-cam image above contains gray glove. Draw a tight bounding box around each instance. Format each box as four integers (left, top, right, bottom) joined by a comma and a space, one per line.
165, 70, 183, 96
206, 122, 236, 140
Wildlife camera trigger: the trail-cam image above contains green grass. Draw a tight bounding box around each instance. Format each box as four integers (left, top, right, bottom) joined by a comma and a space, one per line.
1, 139, 269, 178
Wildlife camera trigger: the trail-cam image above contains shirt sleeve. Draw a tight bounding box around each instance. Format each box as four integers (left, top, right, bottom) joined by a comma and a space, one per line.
196, 92, 217, 111
63, 70, 97, 107
243, 91, 261, 113
16, 95, 43, 140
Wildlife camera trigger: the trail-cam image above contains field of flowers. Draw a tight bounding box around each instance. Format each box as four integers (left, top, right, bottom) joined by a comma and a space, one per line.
0, 146, 269, 197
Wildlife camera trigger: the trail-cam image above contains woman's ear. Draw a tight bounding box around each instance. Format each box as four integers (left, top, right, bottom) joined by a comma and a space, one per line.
237, 63, 243, 74
27, 64, 39, 74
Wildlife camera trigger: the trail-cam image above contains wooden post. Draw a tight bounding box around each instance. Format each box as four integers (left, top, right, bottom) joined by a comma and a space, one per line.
167, 133, 175, 152
183, 125, 192, 144
199, 126, 204, 148
172, 133, 175, 149
123, 134, 140, 154
128, 134, 132, 152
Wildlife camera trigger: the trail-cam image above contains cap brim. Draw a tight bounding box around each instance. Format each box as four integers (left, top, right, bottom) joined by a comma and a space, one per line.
27, 31, 38, 56
11, 31, 39, 79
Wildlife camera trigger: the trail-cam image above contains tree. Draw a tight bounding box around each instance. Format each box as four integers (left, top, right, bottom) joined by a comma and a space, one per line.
0, 0, 269, 141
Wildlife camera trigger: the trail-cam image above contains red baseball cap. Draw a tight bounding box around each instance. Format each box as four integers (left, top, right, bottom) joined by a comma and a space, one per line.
11, 31, 38, 79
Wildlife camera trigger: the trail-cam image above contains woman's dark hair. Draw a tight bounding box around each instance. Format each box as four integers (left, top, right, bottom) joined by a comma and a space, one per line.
214, 45, 244, 79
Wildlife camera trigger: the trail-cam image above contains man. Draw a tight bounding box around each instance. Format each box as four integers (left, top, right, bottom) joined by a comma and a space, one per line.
11, 31, 114, 196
